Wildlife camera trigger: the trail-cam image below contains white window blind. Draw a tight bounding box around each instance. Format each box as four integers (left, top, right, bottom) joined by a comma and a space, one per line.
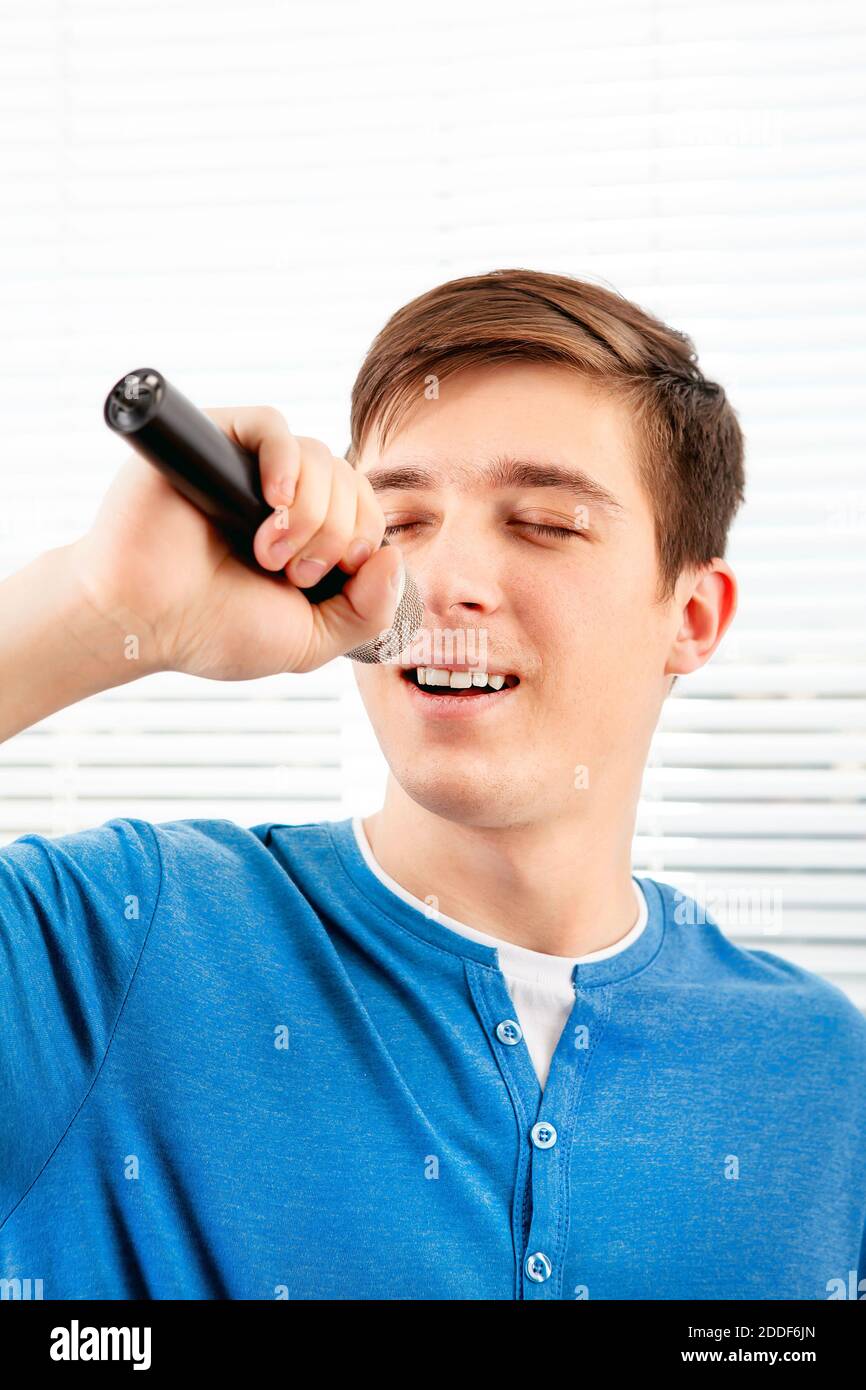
1, 0, 864, 1005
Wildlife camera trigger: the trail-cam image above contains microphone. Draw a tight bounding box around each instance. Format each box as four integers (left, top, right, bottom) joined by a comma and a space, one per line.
103, 369, 423, 664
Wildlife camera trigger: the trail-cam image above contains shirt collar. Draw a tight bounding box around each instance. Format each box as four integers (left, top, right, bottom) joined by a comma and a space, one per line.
351, 815, 648, 988
324, 816, 665, 988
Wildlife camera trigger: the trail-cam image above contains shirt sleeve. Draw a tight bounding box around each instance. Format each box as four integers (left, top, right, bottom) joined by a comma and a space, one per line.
0, 817, 161, 1225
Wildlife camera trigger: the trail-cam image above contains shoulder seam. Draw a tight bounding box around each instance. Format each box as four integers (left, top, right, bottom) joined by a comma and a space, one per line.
0, 818, 166, 1233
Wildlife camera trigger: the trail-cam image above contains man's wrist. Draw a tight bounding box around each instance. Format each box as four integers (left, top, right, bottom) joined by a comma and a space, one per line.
0, 543, 167, 744
63, 540, 167, 685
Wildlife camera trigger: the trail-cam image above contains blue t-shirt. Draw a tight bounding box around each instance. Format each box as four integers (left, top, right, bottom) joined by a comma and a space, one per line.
1, 815, 865, 1301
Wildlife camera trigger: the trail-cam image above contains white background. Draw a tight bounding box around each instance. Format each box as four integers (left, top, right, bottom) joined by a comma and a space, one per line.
1, 0, 864, 1003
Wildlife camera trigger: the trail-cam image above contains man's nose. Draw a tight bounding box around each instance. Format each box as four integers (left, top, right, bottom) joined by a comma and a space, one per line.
411, 524, 503, 618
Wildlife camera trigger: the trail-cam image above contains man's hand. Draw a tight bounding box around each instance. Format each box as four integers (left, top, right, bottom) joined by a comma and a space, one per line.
69, 406, 403, 679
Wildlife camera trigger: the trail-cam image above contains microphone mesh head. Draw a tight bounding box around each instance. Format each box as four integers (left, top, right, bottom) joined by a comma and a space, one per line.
344, 564, 424, 664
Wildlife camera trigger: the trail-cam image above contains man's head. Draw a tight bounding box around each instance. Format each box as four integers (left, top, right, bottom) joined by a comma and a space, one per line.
346, 269, 744, 831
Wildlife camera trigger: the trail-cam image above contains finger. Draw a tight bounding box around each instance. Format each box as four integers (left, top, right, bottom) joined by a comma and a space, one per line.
204, 405, 302, 507
341, 470, 387, 570
253, 436, 334, 572
285, 454, 359, 589
293, 459, 389, 581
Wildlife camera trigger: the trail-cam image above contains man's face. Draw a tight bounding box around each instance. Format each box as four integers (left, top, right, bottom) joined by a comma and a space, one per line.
352, 362, 680, 829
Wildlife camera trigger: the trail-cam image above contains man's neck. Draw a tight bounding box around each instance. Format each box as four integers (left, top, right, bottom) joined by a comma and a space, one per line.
362, 779, 641, 958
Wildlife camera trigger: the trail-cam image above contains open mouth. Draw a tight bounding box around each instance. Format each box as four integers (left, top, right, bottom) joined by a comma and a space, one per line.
400, 667, 521, 697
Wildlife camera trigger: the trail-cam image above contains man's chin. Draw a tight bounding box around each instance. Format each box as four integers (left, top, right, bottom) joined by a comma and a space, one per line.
386, 765, 528, 829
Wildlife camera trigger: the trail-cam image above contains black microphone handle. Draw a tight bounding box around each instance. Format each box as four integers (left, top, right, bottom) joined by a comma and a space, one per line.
103, 368, 373, 604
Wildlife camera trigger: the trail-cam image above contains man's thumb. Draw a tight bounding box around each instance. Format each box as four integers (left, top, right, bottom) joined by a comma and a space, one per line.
302, 543, 407, 667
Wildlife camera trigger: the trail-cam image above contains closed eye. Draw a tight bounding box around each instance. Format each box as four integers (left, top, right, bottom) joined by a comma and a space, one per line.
519, 522, 585, 539
383, 521, 586, 540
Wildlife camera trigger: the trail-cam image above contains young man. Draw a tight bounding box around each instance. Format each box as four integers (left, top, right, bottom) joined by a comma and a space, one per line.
1, 269, 864, 1301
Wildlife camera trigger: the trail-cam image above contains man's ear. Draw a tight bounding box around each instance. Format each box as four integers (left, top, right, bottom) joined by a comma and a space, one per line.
665, 559, 738, 679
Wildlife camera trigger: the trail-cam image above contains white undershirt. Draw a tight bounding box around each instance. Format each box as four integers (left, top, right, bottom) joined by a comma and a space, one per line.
351, 818, 649, 1090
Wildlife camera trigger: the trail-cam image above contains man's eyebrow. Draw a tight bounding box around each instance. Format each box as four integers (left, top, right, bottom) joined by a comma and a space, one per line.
363, 455, 625, 516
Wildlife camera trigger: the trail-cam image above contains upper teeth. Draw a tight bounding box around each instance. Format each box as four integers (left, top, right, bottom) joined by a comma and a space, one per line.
413, 667, 507, 690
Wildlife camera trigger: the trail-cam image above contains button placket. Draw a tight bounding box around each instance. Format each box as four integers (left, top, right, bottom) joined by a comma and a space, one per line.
521, 1117, 562, 1297
465, 960, 544, 1298
521, 1111, 562, 1297
520, 978, 613, 1299
465, 961, 612, 1300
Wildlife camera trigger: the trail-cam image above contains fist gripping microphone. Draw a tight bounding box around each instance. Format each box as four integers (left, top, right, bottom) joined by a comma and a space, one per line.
103, 368, 423, 664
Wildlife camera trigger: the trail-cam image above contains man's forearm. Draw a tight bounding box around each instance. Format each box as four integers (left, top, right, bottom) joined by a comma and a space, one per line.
0, 543, 161, 744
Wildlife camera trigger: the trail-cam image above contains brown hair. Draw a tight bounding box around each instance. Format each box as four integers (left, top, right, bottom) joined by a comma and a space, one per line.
347, 268, 745, 601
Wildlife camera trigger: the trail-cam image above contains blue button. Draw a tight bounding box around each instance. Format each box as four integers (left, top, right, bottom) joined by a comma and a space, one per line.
525, 1251, 552, 1283
496, 1018, 523, 1046
531, 1121, 558, 1149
